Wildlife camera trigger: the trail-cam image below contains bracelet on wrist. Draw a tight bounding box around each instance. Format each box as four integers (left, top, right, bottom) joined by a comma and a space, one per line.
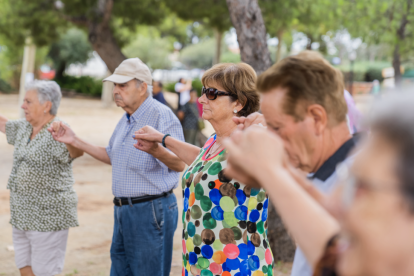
162, 134, 171, 148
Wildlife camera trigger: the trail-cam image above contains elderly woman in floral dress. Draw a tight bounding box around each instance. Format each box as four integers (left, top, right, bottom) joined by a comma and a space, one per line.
0, 80, 82, 276
134, 63, 275, 276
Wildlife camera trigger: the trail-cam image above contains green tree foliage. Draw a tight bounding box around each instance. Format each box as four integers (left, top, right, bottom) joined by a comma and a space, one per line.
341, 0, 414, 85
260, 0, 299, 61
164, 0, 232, 63
0, 0, 66, 47
0, 0, 167, 72
123, 35, 172, 69
180, 39, 215, 69
48, 28, 93, 79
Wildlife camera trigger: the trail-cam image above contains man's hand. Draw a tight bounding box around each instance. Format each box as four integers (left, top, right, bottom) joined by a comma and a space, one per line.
133, 126, 164, 143
232, 112, 266, 131
47, 121, 76, 145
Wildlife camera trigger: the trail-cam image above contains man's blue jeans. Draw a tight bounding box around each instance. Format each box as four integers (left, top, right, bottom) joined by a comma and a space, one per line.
110, 193, 178, 276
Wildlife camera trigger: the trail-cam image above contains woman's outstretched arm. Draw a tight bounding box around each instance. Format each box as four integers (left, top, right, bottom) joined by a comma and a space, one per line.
0, 114, 8, 134
134, 125, 201, 166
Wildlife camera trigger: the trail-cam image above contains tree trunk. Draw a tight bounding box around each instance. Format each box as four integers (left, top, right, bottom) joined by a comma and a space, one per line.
213, 29, 223, 65
88, 23, 126, 73
55, 61, 66, 80
226, 0, 295, 262
276, 29, 284, 63
306, 34, 313, 50
267, 202, 296, 262
393, 44, 402, 87
226, 0, 272, 74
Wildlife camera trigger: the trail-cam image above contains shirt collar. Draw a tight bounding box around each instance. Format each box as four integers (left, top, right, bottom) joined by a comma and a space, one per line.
125, 96, 153, 123
311, 137, 356, 181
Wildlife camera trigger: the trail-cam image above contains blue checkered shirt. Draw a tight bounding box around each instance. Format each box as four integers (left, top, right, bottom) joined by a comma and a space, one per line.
106, 96, 184, 197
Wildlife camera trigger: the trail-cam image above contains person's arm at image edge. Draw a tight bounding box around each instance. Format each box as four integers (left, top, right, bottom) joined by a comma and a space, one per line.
0, 114, 8, 133
257, 167, 340, 268
224, 128, 340, 269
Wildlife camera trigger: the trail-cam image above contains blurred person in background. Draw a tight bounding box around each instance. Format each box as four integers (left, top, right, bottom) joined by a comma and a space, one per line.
224, 92, 414, 276
175, 78, 192, 109
344, 90, 363, 135
177, 89, 200, 145
0, 80, 82, 276
152, 81, 168, 106
49, 58, 185, 276
134, 63, 275, 276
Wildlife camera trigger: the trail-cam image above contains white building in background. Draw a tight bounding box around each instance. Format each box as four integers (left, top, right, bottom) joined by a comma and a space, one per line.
66, 52, 107, 79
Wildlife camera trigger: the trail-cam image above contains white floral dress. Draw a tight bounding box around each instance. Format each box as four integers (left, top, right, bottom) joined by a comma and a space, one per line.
5, 118, 78, 232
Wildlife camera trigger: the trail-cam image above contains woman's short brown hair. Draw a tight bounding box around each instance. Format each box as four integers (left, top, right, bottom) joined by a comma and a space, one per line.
201, 63, 260, 117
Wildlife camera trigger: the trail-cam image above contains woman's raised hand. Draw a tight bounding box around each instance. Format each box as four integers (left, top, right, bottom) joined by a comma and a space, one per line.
223, 126, 285, 188
47, 121, 76, 145
133, 125, 164, 143
232, 112, 267, 131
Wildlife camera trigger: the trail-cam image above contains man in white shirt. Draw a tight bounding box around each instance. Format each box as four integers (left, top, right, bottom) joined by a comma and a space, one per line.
174, 78, 192, 108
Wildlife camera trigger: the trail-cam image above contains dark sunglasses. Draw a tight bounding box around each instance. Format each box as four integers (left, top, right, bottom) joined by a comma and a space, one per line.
202, 87, 232, 100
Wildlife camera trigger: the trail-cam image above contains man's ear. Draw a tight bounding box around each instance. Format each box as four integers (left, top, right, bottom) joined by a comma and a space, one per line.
140, 82, 148, 95
307, 104, 328, 135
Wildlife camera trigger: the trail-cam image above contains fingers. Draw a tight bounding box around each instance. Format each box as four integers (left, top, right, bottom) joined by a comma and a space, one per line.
133, 133, 150, 141
232, 116, 245, 125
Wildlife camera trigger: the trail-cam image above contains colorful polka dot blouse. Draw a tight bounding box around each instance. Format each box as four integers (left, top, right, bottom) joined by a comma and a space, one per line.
181, 135, 275, 276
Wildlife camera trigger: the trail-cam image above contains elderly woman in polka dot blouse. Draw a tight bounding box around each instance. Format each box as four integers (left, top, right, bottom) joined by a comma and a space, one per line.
0, 80, 83, 276
134, 63, 275, 276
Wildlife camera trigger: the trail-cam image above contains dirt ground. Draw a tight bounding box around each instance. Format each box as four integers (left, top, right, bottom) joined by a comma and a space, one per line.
0, 94, 293, 276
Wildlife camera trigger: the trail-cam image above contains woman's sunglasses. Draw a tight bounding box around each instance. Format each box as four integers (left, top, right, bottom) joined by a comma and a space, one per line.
202, 87, 232, 100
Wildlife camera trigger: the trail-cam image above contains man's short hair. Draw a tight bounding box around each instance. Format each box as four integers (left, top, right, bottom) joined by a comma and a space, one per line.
257, 51, 347, 125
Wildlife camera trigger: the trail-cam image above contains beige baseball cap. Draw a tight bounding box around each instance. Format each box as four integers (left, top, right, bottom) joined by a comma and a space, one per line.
103, 58, 152, 85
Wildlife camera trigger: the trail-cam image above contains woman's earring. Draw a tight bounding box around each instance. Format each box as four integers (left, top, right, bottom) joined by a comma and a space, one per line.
233, 109, 237, 114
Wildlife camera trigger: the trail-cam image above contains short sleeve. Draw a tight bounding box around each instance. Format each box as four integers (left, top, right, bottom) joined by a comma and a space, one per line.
106, 122, 120, 161
5, 119, 26, 146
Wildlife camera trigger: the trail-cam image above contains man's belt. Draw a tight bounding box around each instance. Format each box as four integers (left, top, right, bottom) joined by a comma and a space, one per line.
113, 190, 173, 206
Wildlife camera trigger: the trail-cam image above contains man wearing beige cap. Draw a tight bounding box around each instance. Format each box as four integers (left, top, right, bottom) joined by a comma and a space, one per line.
49, 58, 185, 276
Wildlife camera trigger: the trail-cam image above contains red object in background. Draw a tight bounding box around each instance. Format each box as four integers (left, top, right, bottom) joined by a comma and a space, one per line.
39, 70, 55, 80
197, 99, 203, 117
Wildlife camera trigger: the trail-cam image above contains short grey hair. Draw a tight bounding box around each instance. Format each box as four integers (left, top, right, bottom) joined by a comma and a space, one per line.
26, 80, 62, 115
136, 79, 153, 96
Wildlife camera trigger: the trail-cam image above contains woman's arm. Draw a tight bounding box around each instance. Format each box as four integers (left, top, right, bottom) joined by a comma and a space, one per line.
224, 127, 340, 269
133, 137, 186, 172
52, 121, 84, 158
134, 125, 200, 166
0, 114, 8, 134
67, 144, 84, 158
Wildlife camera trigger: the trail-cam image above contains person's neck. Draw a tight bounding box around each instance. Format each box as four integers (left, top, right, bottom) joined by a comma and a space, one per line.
124, 94, 148, 116
31, 114, 55, 133
210, 117, 238, 145
310, 121, 352, 173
